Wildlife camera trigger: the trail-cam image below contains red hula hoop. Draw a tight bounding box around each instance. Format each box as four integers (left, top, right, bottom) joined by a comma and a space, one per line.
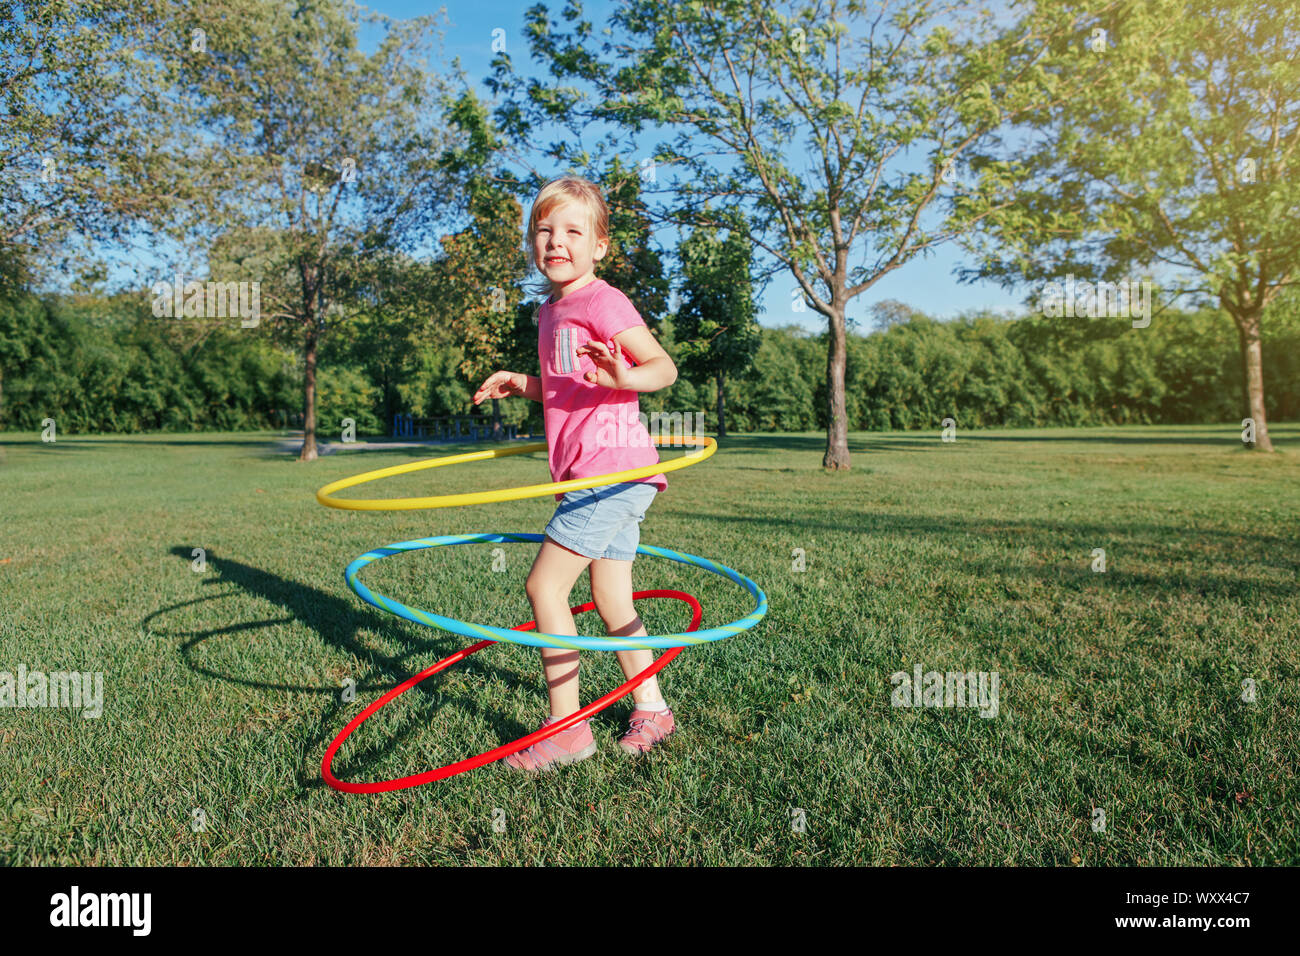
321, 589, 701, 793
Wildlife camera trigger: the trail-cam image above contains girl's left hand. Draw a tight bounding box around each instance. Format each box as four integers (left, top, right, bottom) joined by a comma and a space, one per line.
577, 338, 633, 390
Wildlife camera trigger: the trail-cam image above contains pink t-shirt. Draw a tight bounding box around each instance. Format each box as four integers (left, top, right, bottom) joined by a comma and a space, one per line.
537, 278, 667, 502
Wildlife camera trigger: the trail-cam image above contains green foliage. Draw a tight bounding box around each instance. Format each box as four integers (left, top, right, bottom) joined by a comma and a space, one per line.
395, 341, 477, 421
594, 157, 671, 328
1, 0, 184, 284
152, 0, 461, 456
0, 289, 296, 432
706, 307, 1299, 433
731, 326, 819, 431
3, 285, 1295, 435
436, 186, 529, 385
967, 0, 1300, 313
674, 223, 763, 432
639, 313, 705, 423
962, 0, 1300, 448
315, 365, 382, 438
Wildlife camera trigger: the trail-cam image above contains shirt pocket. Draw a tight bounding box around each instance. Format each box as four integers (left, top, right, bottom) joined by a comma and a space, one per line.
552, 326, 594, 378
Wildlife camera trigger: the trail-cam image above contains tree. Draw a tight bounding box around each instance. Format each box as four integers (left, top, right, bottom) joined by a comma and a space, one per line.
489, 0, 1091, 469
431, 91, 533, 435
674, 220, 762, 438
1, 0, 185, 287
0, 282, 43, 424
733, 324, 818, 430
436, 186, 529, 433
321, 248, 441, 431
158, 0, 459, 460
963, 0, 1299, 451
869, 299, 921, 331
435, 96, 674, 431
594, 157, 672, 330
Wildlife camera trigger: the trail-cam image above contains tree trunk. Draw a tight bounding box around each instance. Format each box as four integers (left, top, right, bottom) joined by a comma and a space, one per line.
823, 305, 850, 469
715, 372, 726, 440
1235, 311, 1273, 452
299, 327, 319, 461
491, 397, 502, 439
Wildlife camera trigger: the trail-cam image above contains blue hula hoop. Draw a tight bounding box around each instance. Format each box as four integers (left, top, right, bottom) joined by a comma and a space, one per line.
344, 532, 768, 651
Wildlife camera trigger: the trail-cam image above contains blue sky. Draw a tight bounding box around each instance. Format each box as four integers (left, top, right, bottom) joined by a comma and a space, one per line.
366, 0, 1033, 332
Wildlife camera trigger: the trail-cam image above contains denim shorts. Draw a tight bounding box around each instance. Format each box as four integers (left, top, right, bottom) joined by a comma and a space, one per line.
544, 481, 659, 562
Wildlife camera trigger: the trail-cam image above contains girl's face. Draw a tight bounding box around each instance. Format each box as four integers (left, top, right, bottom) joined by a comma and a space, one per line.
533, 201, 608, 289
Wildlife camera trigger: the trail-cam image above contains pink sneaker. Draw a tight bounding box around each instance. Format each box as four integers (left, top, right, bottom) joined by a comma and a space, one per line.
618, 707, 675, 756
501, 716, 597, 773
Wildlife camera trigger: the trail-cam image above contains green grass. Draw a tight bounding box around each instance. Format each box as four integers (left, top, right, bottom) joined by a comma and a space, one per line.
1, 424, 1297, 865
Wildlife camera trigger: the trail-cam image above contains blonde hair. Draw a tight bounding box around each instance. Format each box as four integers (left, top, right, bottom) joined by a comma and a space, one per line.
524, 174, 611, 301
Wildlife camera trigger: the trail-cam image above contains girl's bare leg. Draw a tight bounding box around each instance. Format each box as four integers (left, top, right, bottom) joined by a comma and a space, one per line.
525, 537, 594, 717
589, 556, 664, 705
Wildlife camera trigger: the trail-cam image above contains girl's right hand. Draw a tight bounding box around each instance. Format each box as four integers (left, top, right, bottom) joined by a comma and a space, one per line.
472, 371, 524, 405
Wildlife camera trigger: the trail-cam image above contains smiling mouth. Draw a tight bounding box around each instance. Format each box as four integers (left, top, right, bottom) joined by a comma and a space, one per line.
545, 257, 570, 264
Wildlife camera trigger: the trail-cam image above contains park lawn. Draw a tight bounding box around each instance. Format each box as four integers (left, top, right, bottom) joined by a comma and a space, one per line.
0, 424, 1297, 865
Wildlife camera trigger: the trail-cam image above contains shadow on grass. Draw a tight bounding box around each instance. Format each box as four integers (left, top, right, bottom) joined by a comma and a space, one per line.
145, 545, 538, 791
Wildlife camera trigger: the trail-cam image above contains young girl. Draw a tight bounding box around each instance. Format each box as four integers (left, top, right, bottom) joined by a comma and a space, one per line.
471, 175, 678, 773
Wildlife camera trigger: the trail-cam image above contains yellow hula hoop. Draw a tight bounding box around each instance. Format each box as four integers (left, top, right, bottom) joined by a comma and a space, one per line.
315, 433, 716, 511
